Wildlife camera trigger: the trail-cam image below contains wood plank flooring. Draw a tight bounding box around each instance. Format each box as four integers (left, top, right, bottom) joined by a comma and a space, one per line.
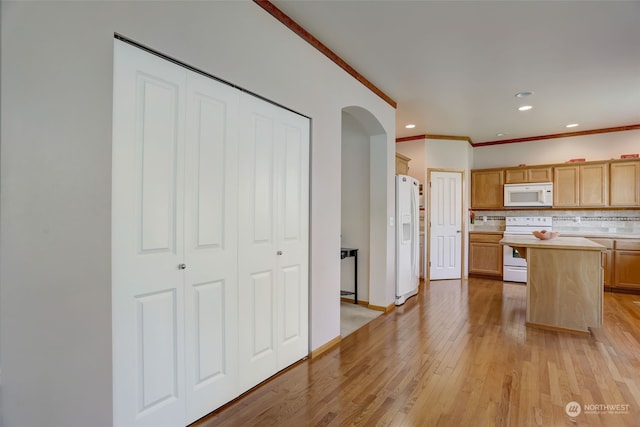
193, 278, 640, 426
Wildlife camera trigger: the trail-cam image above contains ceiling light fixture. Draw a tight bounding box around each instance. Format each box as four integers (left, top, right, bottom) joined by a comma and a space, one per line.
496, 133, 506, 137
566, 123, 579, 128
405, 124, 416, 129
518, 105, 533, 111
515, 91, 534, 98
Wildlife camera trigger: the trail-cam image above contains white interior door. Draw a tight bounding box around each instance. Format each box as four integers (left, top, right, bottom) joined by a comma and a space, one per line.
238, 94, 309, 390
183, 72, 240, 423
429, 171, 462, 280
112, 41, 187, 427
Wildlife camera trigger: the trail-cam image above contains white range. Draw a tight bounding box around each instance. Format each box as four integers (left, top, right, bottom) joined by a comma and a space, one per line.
503, 216, 553, 283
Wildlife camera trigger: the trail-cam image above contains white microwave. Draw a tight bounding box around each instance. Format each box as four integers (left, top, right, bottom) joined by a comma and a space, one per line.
504, 182, 553, 207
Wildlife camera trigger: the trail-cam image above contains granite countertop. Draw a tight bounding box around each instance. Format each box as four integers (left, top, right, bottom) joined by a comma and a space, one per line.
499, 235, 606, 251
469, 229, 640, 239
558, 232, 640, 239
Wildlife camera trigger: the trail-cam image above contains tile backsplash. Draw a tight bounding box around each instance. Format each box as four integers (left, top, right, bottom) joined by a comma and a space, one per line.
469, 209, 640, 236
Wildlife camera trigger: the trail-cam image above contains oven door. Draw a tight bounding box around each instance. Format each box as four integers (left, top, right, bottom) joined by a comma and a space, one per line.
503, 243, 527, 267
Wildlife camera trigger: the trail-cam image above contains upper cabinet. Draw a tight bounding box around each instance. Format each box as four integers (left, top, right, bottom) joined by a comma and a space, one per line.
471, 169, 503, 209
472, 159, 637, 210
610, 160, 640, 207
553, 162, 609, 207
504, 166, 552, 184
396, 152, 411, 175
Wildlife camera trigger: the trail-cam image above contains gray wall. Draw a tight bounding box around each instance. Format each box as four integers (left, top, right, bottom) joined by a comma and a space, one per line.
0, 2, 396, 426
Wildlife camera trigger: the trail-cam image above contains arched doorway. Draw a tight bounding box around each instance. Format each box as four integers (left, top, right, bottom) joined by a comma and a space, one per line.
340, 106, 390, 334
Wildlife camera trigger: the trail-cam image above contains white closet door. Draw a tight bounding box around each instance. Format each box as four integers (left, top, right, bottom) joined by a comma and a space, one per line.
112, 41, 186, 427
237, 95, 309, 390
275, 108, 309, 369
183, 73, 240, 423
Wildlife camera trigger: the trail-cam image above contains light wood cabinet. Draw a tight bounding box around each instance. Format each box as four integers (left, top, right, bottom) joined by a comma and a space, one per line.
396, 152, 410, 175
472, 159, 637, 210
469, 232, 503, 278
588, 238, 614, 287
471, 169, 503, 209
613, 240, 640, 292
504, 166, 552, 184
610, 160, 640, 206
553, 162, 608, 207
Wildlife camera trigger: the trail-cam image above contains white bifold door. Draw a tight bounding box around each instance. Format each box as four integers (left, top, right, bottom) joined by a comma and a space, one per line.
112, 40, 309, 427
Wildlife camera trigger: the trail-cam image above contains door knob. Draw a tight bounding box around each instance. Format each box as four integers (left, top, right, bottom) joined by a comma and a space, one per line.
178, 263, 187, 270
277, 251, 283, 255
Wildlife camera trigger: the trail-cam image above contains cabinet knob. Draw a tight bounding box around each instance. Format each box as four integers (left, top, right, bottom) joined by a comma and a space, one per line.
178, 263, 187, 270
277, 251, 283, 256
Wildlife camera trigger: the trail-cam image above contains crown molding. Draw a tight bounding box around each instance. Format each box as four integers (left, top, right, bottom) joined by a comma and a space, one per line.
254, 0, 397, 109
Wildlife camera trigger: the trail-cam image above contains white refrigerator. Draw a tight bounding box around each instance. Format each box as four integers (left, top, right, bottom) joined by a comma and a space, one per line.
395, 174, 420, 305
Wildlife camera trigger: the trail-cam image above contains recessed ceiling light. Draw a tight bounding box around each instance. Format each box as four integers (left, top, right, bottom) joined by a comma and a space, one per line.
405, 124, 416, 129
515, 91, 534, 98
518, 105, 533, 111
566, 123, 579, 128
496, 133, 506, 137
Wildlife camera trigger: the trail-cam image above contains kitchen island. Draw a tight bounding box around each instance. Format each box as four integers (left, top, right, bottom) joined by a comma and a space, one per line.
499, 235, 606, 335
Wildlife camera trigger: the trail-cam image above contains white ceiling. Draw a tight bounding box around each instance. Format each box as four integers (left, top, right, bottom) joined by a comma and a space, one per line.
271, 0, 640, 143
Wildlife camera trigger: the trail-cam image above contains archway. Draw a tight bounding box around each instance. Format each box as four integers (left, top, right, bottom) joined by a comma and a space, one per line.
340, 106, 389, 333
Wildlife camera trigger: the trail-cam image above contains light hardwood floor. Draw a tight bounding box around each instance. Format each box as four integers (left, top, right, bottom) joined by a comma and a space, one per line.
193, 279, 640, 426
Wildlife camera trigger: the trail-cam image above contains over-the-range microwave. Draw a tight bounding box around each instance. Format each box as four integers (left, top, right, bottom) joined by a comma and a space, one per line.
504, 182, 553, 207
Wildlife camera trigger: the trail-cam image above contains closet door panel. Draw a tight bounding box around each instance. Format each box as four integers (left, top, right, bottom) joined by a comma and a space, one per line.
276, 115, 310, 369
112, 40, 186, 427
184, 72, 240, 423
238, 97, 279, 389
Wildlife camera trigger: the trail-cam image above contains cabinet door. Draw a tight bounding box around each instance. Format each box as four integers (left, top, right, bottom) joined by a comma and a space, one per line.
471, 170, 504, 209
580, 163, 609, 206
469, 241, 503, 277
528, 167, 552, 182
614, 250, 640, 291
553, 166, 580, 207
505, 169, 527, 184
396, 153, 410, 175
610, 161, 640, 206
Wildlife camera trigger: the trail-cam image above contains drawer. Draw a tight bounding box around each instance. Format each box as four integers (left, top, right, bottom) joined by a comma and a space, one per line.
615, 239, 640, 251
469, 233, 503, 243
588, 238, 614, 249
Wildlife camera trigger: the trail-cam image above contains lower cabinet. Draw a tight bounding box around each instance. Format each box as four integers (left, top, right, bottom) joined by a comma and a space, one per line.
469, 232, 503, 278
613, 240, 640, 292
589, 238, 640, 293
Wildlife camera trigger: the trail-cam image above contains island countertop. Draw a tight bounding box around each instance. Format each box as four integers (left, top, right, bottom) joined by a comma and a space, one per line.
499, 234, 605, 334
499, 235, 605, 251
